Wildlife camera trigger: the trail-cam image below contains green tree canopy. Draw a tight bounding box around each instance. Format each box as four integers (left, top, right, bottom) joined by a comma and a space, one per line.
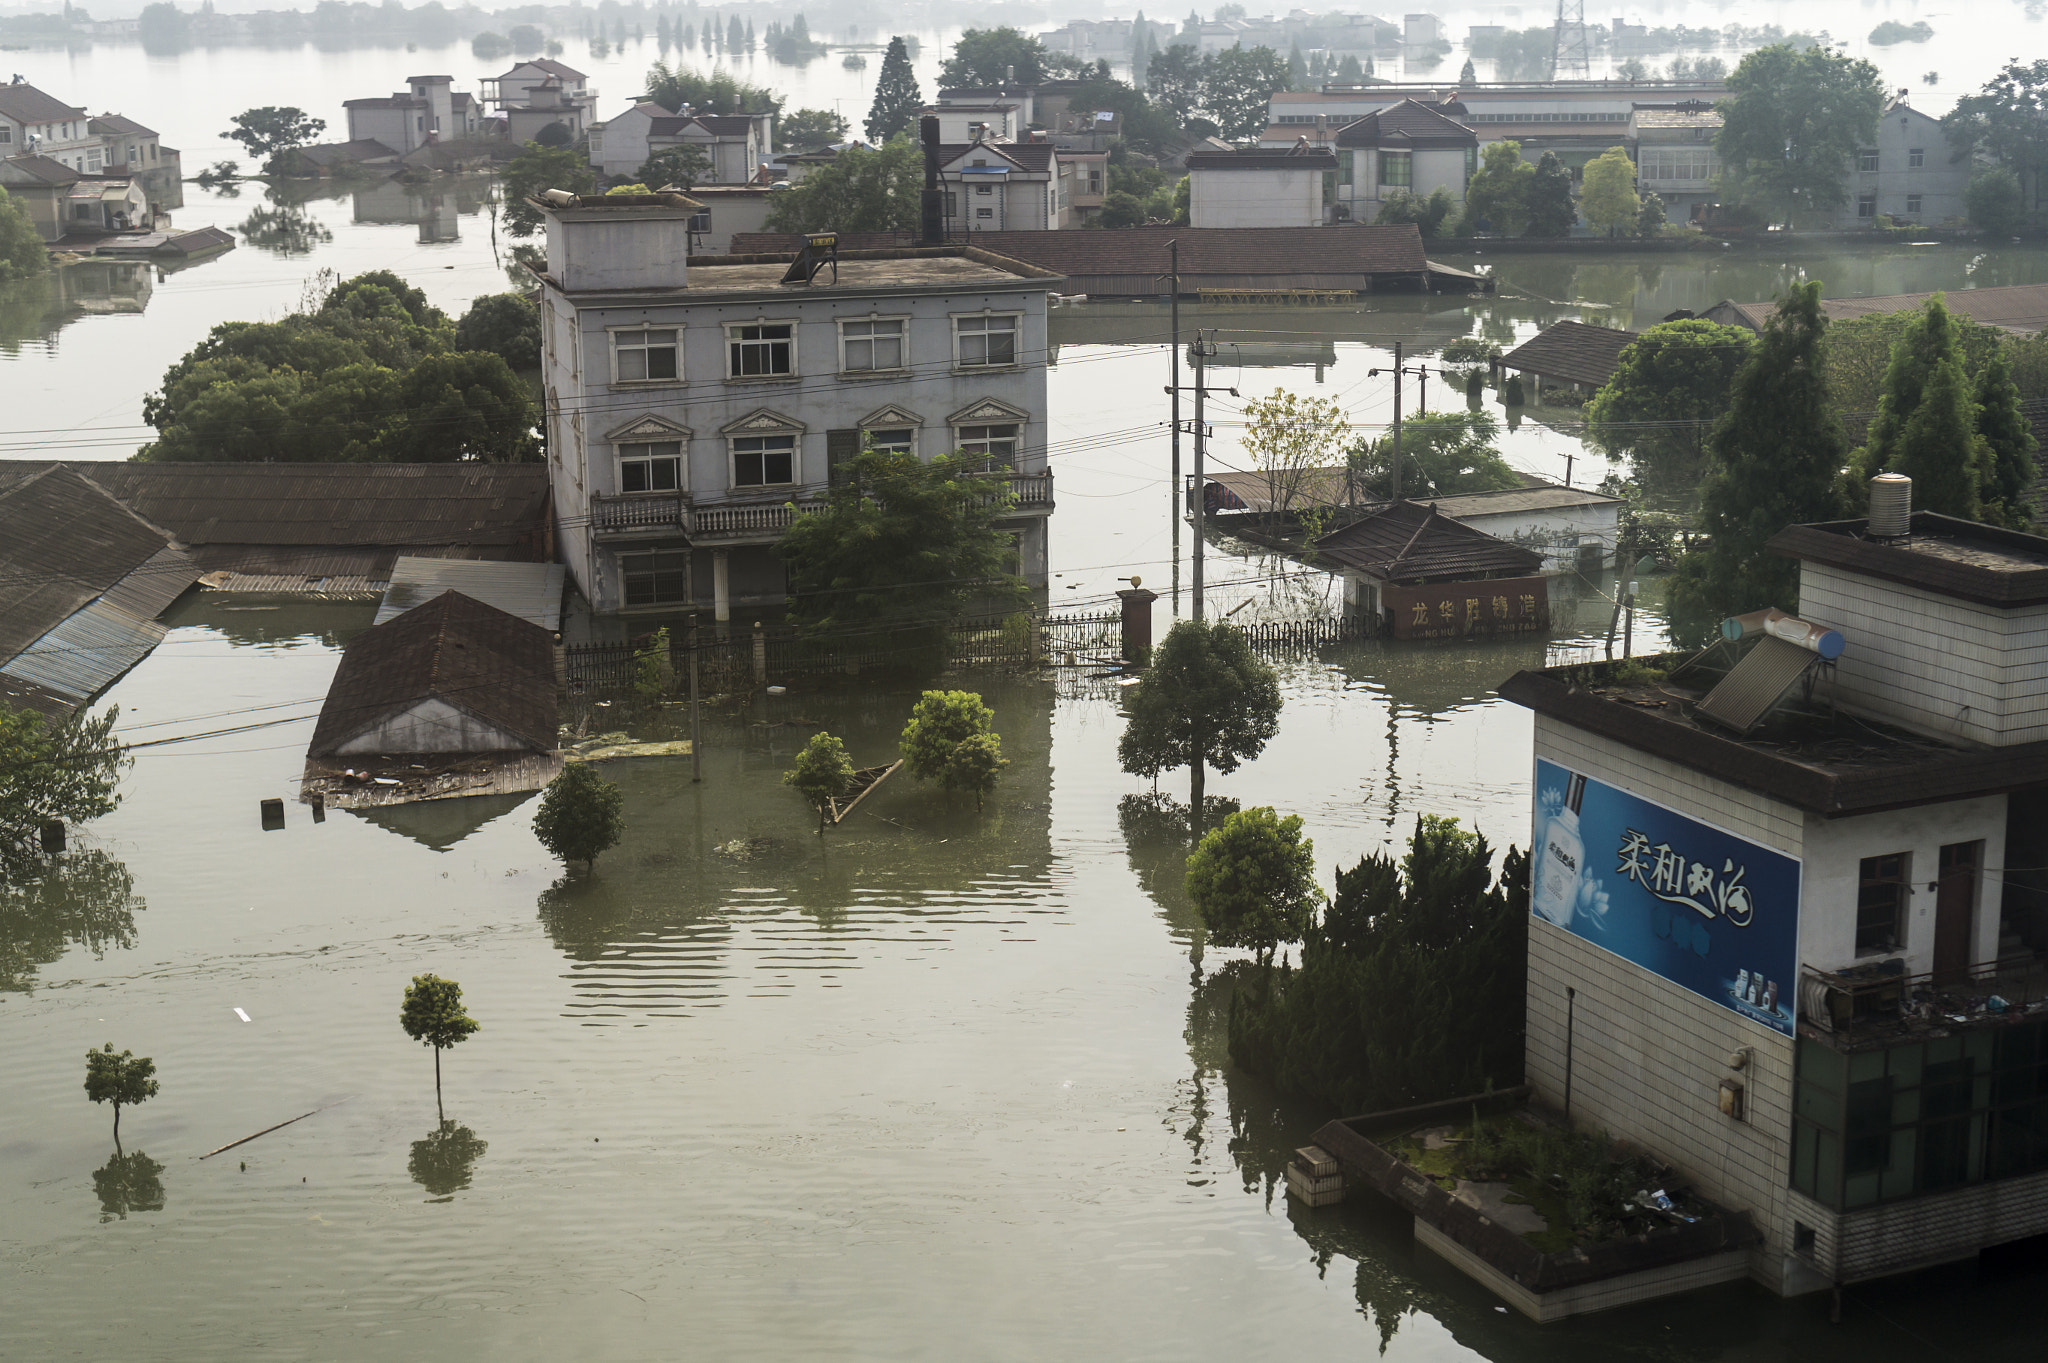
1345, 409, 1522, 500
865, 36, 924, 142
1118, 619, 1282, 815
1586, 319, 1755, 505
1855, 295, 1988, 518
502, 141, 596, 237
84, 1042, 158, 1145
785, 731, 856, 831
776, 449, 1027, 666
898, 691, 1007, 807
1716, 44, 1885, 225
1203, 46, 1293, 140
533, 764, 626, 868
1667, 281, 1850, 645
453, 292, 541, 372
1462, 140, 1534, 235
636, 145, 710, 190
222, 106, 327, 173
765, 139, 923, 234
2, 703, 126, 884
1967, 167, 2025, 235
0, 187, 47, 284
1183, 806, 1318, 966
643, 61, 781, 115
1525, 150, 1576, 236
938, 26, 1077, 87
779, 107, 849, 151
1578, 145, 1640, 235
1373, 186, 1459, 237
1943, 60, 2048, 209
1976, 347, 2040, 528
1146, 43, 1208, 125
399, 973, 480, 1116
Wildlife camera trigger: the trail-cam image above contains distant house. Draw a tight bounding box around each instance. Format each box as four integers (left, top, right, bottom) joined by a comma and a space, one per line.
484, 58, 598, 146
1186, 144, 1338, 228
0, 153, 150, 241
1332, 99, 1477, 224
1630, 104, 1721, 226
307, 590, 558, 759
938, 140, 1068, 232
1316, 499, 1549, 637
595, 101, 770, 183
1498, 320, 1642, 396
918, 102, 1023, 145
0, 82, 182, 216
1841, 97, 1969, 228
679, 185, 774, 255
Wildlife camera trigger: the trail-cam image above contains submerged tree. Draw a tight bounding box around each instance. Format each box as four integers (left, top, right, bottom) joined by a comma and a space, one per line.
1118, 620, 1282, 822
2, 702, 127, 884
0, 186, 47, 283
84, 1043, 159, 1147
221, 106, 326, 174
785, 731, 856, 832
400, 974, 480, 1118
533, 764, 626, 869
1345, 410, 1522, 500
1585, 319, 1754, 504
899, 691, 1008, 808
1183, 806, 1319, 967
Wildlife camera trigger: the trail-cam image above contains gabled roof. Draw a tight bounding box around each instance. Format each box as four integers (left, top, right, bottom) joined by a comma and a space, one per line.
0, 153, 81, 185
510, 58, 587, 81
297, 139, 401, 166
1818, 284, 2048, 336
939, 142, 1055, 173
0, 464, 176, 665
1335, 99, 1477, 148
1314, 499, 1545, 582
1499, 320, 1641, 388
89, 113, 156, 136
0, 83, 86, 125
307, 591, 558, 756
690, 114, 757, 135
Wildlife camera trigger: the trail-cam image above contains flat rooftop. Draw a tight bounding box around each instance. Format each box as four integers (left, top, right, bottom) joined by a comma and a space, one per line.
1770, 513, 2048, 607
680, 251, 1055, 295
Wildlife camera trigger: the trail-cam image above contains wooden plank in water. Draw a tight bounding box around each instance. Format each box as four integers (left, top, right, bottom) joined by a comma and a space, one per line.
829, 760, 902, 825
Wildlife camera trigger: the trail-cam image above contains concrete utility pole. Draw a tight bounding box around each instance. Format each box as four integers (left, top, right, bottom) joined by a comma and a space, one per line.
688, 617, 702, 783
1167, 330, 1233, 624
1164, 241, 1181, 613
1368, 340, 1430, 502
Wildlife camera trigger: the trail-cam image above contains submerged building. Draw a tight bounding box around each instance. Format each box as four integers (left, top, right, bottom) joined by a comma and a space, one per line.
1503, 486, 2048, 1295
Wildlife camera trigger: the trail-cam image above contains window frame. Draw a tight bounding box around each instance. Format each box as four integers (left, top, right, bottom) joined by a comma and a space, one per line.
953, 421, 1021, 470
1905, 194, 1923, 216
836, 314, 910, 376
863, 426, 918, 456
1909, 147, 1925, 169
725, 319, 797, 380
619, 548, 691, 609
608, 324, 683, 386
615, 439, 687, 495
1858, 149, 1880, 173
1856, 852, 1911, 956
1857, 193, 1878, 219
1379, 149, 1413, 188
953, 312, 1023, 370
728, 431, 799, 489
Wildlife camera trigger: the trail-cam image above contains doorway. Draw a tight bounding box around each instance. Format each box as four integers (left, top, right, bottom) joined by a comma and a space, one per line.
1933, 841, 1982, 982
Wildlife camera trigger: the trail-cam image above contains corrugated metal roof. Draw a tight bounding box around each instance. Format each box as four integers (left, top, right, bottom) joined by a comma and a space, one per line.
0, 599, 167, 704
1695, 636, 1820, 735
98, 544, 200, 621
375, 558, 566, 630
0, 465, 175, 665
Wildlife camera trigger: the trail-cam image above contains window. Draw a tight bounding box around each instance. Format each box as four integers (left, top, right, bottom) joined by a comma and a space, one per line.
1906, 194, 1923, 215
955, 314, 1019, 368
612, 327, 679, 383
617, 440, 684, 493
839, 318, 905, 372
87, 151, 101, 172
1339, 153, 1354, 187
864, 426, 916, 455
73, 203, 92, 220
955, 423, 1019, 469
976, 206, 994, 219
1087, 168, 1102, 193
0, 127, 10, 144
731, 433, 796, 486
976, 184, 994, 195
1857, 193, 1878, 219
728, 322, 793, 377
1379, 150, 1413, 187
1909, 147, 1924, 169
1857, 853, 1910, 954
1640, 148, 1716, 182
1858, 149, 1879, 173
621, 549, 690, 607
688, 207, 711, 233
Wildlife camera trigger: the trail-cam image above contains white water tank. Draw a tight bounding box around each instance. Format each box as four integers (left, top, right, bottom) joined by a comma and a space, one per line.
1869, 473, 1912, 538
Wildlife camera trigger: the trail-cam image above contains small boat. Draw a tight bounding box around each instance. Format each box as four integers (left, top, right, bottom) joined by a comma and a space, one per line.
842, 53, 866, 69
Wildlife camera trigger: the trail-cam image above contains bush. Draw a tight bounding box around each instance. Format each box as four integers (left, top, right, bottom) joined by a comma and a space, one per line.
899, 690, 1006, 806
784, 731, 855, 831
453, 292, 542, 371
1503, 374, 1526, 405
533, 764, 625, 868
1968, 168, 2025, 237
1184, 807, 1319, 966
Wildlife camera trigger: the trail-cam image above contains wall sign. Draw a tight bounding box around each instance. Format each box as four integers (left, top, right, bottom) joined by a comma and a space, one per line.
1383, 575, 1548, 640
1533, 758, 1801, 1035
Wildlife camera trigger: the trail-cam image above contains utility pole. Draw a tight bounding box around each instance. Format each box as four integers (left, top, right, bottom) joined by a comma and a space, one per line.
688, 616, 702, 783
1165, 241, 1181, 612
1367, 341, 1431, 502
1167, 330, 1234, 624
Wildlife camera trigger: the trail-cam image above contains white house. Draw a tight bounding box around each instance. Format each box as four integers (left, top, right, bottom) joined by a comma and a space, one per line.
1186, 144, 1336, 229
0, 81, 95, 168
1840, 97, 1972, 228
485, 58, 596, 116
530, 190, 1058, 619
1505, 492, 2048, 1300
938, 141, 1068, 232
1631, 104, 1722, 225
596, 101, 770, 183
1330, 99, 1477, 223
680, 185, 774, 255
919, 102, 1023, 145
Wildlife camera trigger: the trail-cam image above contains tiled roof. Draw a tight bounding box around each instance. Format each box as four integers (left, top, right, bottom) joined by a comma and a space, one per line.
404, 73, 453, 83
1335, 99, 1476, 148
307, 591, 558, 756
89, 113, 156, 136
0, 153, 81, 185
1499, 320, 1642, 387
940, 142, 1055, 173
516, 58, 587, 81
1186, 148, 1339, 169
299, 139, 401, 165
1314, 499, 1546, 582
691, 114, 756, 135
0, 83, 86, 125
0, 465, 175, 665
1819, 284, 2048, 335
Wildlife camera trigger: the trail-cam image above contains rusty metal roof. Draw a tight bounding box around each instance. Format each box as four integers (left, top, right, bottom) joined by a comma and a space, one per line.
0, 598, 168, 707
308, 591, 558, 757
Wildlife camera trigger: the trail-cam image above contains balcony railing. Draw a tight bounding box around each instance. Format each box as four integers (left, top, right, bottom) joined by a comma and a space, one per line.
590, 472, 1052, 540
1800, 956, 2048, 1050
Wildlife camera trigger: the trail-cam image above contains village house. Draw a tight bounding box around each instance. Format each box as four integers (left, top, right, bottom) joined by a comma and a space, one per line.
1842, 95, 1971, 228
0, 79, 181, 223
530, 190, 1058, 620
919, 101, 1023, 146
1330, 99, 1476, 222
938, 140, 1070, 232
1185, 144, 1338, 228
678, 185, 775, 255
1630, 103, 1721, 226
341, 75, 484, 158
1503, 483, 2048, 1299
594, 100, 771, 184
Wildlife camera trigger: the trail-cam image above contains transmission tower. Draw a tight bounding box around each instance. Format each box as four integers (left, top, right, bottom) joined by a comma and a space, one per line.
1551, 0, 1592, 80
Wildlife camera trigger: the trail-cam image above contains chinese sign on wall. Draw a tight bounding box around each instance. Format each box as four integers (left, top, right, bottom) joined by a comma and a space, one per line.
1383, 575, 1548, 640
1532, 759, 1801, 1035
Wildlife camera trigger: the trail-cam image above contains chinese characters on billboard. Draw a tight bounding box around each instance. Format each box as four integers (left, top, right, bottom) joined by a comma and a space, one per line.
1533, 759, 1801, 1035
1383, 575, 1549, 640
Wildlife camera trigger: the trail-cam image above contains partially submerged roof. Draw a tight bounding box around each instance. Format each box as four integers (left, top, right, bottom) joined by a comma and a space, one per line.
1314, 499, 1546, 582
1816, 284, 2048, 336
375, 558, 566, 630
0, 465, 176, 664
1205, 467, 1615, 518
308, 591, 558, 756
1769, 513, 2048, 608
1499, 320, 1641, 388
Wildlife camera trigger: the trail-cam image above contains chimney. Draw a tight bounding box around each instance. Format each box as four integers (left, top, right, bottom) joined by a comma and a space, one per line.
920, 115, 944, 246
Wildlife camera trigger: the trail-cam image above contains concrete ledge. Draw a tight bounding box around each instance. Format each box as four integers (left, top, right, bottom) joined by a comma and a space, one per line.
1416, 1221, 1752, 1322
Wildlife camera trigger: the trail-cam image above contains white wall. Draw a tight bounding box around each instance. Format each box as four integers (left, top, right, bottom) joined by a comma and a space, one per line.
598, 105, 654, 178
1457, 501, 1617, 569
684, 190, 772, 255
1188, 166, 1322, 228
334, 698, 527, 754
1797, 797, 2009, 976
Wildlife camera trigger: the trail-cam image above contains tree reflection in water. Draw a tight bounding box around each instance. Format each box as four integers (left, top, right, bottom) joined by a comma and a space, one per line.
92, 1149, 166, 1223
235, 201, 334, 256
0, 849, 143, 993
408, 1120, 488, 1201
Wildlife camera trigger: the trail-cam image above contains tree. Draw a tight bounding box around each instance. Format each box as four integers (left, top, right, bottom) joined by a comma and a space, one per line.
533, 764, 625, 869
939, 27, 1077, 87
222, 106, 327, 175
2, 703, 126, 884
1585, 319, 1754, 503
1857, 295, 1986, 520
866, 36, 924, 142
1667, 282, 1849, 645
0, 187, 47, 283
1345, 409, 1522, 500
784, 731, 856, 832
399, 974, 479, 1118
1462, 140, 1534, 235
502, 141, 596, 237
1183, 806, 1318, 966
1459, 57, 1476, 84
1239, 389, 1350, 524
1287, 40, 1306, 86
533, 121, 574, 149
1118, 619, 1282, 817
634, 145, 710, 192
779, 107, 849, 151
137, 1, 187, 49
1716, 44, 1884, 226
1333, 53, 1363, 83
765, 139, 922, 234
1967, 168, 2025, 236
1228, 816, 1529, 1113
1099, 190, 1147, 227
1578, 144, 1638, 235
1131, 11, 1153, 87
1944, 61, 2048, 212
454, 292, 541, 371
1203, 46, 1292, 141
643, 62, 781, 116
899, 691, 1007, 807
777, 449, 1026, 665
1147, 43, 1209, 125
83, 1043, 158, 1147
1636, 189, 1668, 237
1374, 186, 1458, 237
1977, 347, 2039, 528
1525, 150, 1576, 236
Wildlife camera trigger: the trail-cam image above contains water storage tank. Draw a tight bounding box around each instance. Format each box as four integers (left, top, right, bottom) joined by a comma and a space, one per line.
1869, 472, 1912, 538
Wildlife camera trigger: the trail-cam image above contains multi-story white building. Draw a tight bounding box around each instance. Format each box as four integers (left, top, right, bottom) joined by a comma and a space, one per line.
531, 190, 1057, 619
1186, 145, 1336, 228
938, 141, 1070, 232
1630, 104, 1722, 225
1505, 491, 2048, 1299
1841, 97, 1972, 229
595, 101, 771, 183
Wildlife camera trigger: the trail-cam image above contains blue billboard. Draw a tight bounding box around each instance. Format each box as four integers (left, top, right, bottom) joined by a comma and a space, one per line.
1533, 759, 1801, 1035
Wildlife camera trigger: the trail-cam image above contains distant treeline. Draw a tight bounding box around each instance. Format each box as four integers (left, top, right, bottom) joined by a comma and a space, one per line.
0, 0, 725, 50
